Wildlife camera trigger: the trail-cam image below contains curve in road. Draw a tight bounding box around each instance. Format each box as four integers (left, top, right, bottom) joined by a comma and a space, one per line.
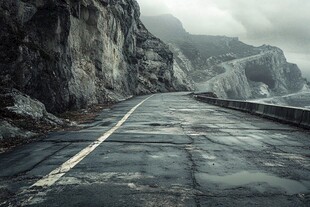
0, 92, 309, 206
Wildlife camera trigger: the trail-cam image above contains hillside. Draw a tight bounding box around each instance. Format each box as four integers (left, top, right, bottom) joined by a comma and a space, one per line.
142, 14, 306, 99
0, 1, 191, 143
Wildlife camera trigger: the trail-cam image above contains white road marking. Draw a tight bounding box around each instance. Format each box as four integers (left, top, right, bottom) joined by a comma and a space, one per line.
31, 95, 154, 188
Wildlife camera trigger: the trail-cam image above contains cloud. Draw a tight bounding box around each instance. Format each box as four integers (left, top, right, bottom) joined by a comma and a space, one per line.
137, 0, 246, 36
222, 0, 310, 53
136, 0, 169, 15
136, 0, 310, 76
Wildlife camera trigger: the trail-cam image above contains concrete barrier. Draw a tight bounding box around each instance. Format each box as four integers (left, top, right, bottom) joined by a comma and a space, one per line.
194, 95, 310, 129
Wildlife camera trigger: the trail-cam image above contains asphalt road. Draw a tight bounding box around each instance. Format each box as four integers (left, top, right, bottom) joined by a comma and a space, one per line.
0, 92, 309, 206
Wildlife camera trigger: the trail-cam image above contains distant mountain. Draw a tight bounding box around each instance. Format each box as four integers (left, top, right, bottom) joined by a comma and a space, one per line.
142, 14, 188, 41
142, 15, 306, 100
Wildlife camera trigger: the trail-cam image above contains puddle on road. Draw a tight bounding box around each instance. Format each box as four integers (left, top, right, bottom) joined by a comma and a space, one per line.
150, 153, 178, 159
263, 162, 284, 167
202, 154, 216, 160
170, 108, 211, 112
273, 152, 306, 161
147, 123, 177, 127
57, 172, 155, 186
121, 127, 184, 135
199, 171, 308, 195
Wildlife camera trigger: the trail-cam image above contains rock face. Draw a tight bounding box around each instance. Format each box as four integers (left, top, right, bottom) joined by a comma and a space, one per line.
0, 89, 65, 126
0, 0, 189, 113
0, 88, 66, 143
142, 14, 305, 99
0, 120, 36, 142
197, 46, 304, 99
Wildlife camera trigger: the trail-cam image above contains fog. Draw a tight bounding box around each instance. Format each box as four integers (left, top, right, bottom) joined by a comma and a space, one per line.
137, 0, 310, 79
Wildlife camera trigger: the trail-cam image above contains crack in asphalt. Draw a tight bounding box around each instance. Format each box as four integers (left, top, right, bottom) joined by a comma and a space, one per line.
202, 135, 232, 147
167, 103, 202, 207
183, 136, 202, 207
2, 94, 310, 206
258, 140, 287, 153
104, 140, 191, 145
178, 122, 202, 207
0, 144, 72, 206
1, 143, 72, 179
42, 140, 92, 143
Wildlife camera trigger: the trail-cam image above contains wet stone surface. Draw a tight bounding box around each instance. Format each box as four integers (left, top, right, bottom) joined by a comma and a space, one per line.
0, 92, 309, 206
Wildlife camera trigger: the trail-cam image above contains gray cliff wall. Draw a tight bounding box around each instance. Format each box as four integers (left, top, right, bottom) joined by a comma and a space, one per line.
142, 15, 305, 100
0, 0, 188, 113
197, 47, 305, 99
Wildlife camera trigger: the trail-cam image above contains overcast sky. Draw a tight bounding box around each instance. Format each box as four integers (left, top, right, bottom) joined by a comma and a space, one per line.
136, 0, 310, 78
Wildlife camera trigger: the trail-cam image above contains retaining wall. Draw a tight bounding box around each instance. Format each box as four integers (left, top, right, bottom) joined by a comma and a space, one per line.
194, 95, 310, 129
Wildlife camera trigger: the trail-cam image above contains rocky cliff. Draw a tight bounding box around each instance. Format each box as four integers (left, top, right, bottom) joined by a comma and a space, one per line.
0, 0, 189, 114
0, 1, 192, 145
142, 14, 306, 99
197, 46, 304, 99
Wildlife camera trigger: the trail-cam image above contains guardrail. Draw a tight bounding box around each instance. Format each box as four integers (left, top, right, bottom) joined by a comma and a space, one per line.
194, 94, 310, 129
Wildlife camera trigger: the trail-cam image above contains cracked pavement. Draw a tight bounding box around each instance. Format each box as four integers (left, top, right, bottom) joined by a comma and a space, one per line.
0, 92, 310, 206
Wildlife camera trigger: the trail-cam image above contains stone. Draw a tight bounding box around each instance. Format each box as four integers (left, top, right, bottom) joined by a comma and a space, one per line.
0, 88, 65, 126
0, 120, 36, 141
0, 0, 190, 114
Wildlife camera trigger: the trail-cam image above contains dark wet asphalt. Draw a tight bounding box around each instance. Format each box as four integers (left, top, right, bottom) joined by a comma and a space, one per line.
0, 92, 309, 207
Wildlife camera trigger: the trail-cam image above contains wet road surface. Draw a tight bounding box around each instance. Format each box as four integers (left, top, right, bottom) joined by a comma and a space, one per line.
0, 92, 309, 206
